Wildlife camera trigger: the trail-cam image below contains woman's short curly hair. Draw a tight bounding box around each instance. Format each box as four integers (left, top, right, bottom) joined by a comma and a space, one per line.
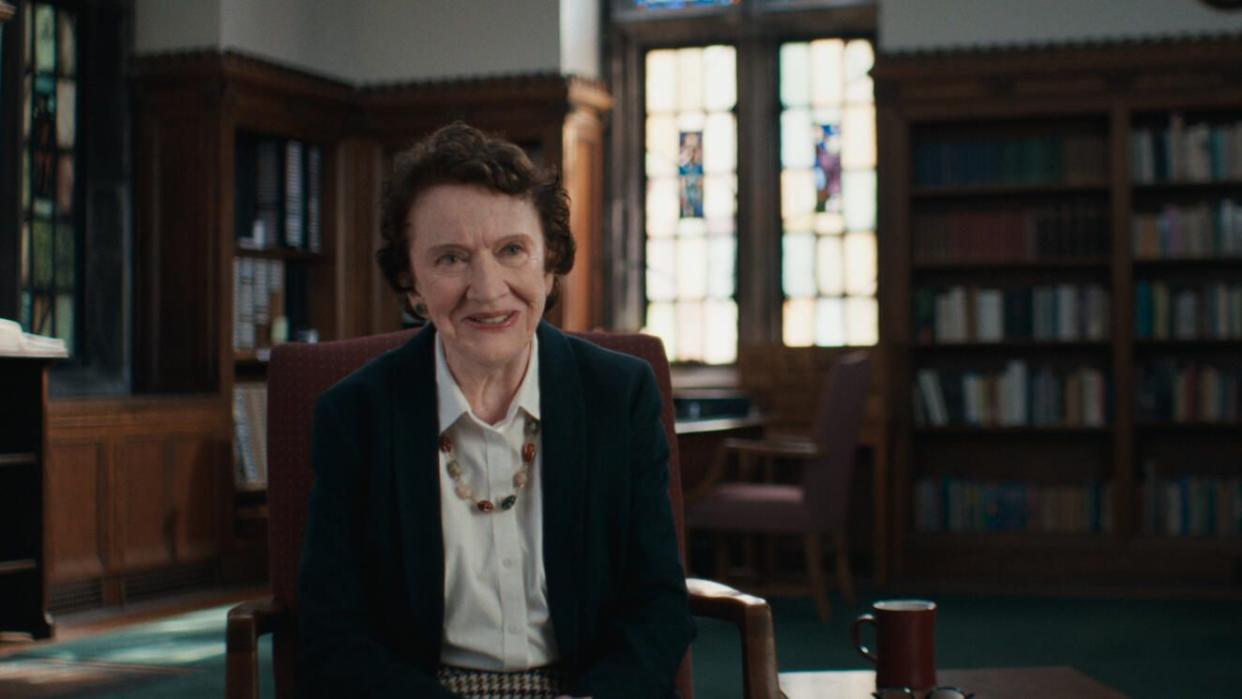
376, 122, 575, 317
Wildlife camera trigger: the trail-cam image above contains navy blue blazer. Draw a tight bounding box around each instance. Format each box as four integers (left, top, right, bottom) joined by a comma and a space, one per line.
297, 322, 696, 698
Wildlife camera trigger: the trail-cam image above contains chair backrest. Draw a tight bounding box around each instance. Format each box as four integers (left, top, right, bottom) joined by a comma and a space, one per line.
265, 328, 693, 698
802, 351, 872, 530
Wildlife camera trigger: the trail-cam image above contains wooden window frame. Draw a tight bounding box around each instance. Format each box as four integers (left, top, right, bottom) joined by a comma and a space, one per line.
604, 0, 877, 365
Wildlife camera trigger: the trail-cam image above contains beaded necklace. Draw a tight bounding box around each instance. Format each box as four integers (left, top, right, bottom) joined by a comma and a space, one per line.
439, 414, 540, 513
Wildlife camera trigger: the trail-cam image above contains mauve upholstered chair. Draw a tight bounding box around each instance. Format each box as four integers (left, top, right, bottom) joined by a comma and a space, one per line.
685, 351, 872, 622
226, 327, 782, 699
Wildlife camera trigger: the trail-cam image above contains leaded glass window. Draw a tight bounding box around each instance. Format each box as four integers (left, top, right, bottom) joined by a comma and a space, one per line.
779, 38, 876, 347
643, 45, 738, 365
19, 2, 78, 352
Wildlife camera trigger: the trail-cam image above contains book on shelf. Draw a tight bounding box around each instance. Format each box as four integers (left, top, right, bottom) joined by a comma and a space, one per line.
915, 284, 1109, 344
913, 132, 1106, 187
912, 202, 1109, 263
236, 136, 323, 253
233, 382, 268, 487
914, 477, 1112, 534
1132, 200, 1242, 259
1134, 280, 1242, 340
1140, 462, 1242, 537
913, 364, 1108, 428
284, 141, 304, 249
233, 257, 288, 352
1131, 116, 1242, 184
1137, 361, 1241, 423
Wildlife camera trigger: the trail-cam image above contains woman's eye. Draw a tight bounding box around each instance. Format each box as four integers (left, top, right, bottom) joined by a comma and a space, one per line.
437, 253, 463, 266
501, 243, 525, 256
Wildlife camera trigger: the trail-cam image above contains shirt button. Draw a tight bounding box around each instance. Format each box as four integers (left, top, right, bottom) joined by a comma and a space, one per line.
502, 558, 515, 569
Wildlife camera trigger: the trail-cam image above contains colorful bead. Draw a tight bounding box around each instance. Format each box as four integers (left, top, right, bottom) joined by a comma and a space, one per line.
499, 495, 517, 510
446, 460, 462, 478
477, 500, 495, 513
454, 483, 474, 500
439, 434, 453, 453
512, 470, 528, 489
522, 443, 536, 464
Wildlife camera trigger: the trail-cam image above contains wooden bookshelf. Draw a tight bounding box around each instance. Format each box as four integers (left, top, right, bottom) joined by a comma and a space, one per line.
0, 357, 57, 638
876, 38, 1242, 589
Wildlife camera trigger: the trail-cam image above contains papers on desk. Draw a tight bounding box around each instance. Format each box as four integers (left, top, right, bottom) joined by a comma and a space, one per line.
0, 318, 69, 358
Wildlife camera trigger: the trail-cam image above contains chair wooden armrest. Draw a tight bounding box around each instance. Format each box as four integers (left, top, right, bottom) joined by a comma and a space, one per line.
227, 597, 290, 699
687, 577, 782, 699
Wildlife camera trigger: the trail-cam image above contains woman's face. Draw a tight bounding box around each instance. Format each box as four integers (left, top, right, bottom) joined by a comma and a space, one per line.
406, 184, 553, 375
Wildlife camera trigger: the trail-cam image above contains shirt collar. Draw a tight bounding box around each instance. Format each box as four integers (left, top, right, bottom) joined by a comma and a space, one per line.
435, 331, 541, 432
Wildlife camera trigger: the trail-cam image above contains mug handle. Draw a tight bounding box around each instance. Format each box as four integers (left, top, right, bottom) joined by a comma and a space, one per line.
851, 612, 878, 665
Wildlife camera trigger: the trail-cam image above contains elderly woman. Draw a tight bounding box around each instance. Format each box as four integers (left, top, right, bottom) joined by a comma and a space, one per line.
296, 122, 696, 699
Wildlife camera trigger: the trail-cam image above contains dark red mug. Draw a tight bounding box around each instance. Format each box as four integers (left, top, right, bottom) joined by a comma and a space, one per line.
851, 599, 938, 690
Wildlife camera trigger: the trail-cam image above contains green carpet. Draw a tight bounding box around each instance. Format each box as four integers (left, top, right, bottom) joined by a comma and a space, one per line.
2, 594, 1239, 697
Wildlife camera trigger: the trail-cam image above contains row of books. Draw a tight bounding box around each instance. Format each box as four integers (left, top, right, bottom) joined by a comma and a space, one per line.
1136, 361, 1241, 423
233, 257, 286, 351
1134, 281, 1242, 340
913, 478, 1112, 534
1141, 474, 1242, 537
1131, 117, 1242, 184
914, 364, 1109, 427
914, 284, 1109, 344
1132, 200, 1242, 259
235, 136, 323, 252
233, 382, 268, 487
912, 204, 1109, 263
913, 133, 1107, 187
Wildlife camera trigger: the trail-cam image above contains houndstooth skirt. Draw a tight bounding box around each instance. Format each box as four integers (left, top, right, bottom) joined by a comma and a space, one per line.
437, 664, 564, 698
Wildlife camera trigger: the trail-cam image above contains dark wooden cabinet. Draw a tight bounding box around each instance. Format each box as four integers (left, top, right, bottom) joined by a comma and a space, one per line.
875, 38, 1242, 589
0, 356, 56, 639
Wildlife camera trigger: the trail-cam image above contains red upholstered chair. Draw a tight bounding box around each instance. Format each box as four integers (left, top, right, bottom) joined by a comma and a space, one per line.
685, 351, 872, 622
226, 329, 782, 699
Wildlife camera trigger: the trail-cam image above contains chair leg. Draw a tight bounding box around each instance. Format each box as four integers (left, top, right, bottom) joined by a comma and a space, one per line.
832, 529, 857, 607
802, 532, 831, 622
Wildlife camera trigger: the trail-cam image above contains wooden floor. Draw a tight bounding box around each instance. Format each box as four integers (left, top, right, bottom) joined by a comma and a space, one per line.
0, 585, 268, 658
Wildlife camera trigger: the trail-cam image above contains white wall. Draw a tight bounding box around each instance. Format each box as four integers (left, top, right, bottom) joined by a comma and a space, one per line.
560, 0, 601, 80
133, 0, 589, 85
881, 0, 1242, 52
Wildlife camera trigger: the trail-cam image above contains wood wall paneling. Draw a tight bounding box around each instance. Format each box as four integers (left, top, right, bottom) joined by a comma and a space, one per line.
170, 437, 222, 563
115, 438, 174, 572
43, 441, 107, 585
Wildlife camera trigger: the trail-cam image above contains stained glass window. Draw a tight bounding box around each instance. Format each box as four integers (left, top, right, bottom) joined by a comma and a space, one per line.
19, 2, 78, 352
644, 45, 738, 365
779, 38, 877, 347
633, 0, 737, 9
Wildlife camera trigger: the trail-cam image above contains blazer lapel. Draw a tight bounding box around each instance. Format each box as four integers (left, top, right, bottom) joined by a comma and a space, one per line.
388, 325, 445, 660
537, 322, 587, 663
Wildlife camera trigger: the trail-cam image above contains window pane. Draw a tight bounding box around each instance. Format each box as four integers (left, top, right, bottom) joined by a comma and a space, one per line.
841, 104, 875, 170
811, 39, 844, 106
647, 239, 677, 301
676, 48, 703, 112
646, 302, 677, 356
783, 298, 815, 347
779, 42, 809, 108
677, 302, 704, 361
646, 115, 679, 177
645, 45, 737, 364
59, 12, 76, 76
817, 234, 844, 296
707, 236, 735, 298
57, 153, 74, 212
645, 50, 677, 113
844, 231, 876, 296
635, 0, 737, 8
55, 224, 74, 289
646, 177, 678, 237
816, 297, 847, 346
781, 38, 877, 348
843, 39, 875, 103
842, 169, 876, 232
704, 300, 737, 364
20, 291, 32, 331
783, 233, 816, 299
34, 4, 55, 74
55, 293, 74, 349
702, 112, 736, 174
702, 45, 736, 111
676, 237, 708, 299
20, 224, 30, 286
846, 296, 878, 345
31, 293, 51, 335
33, 219, 52, 287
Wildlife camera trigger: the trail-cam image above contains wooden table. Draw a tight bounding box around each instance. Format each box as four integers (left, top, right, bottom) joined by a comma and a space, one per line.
780, 667, 1129, 698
